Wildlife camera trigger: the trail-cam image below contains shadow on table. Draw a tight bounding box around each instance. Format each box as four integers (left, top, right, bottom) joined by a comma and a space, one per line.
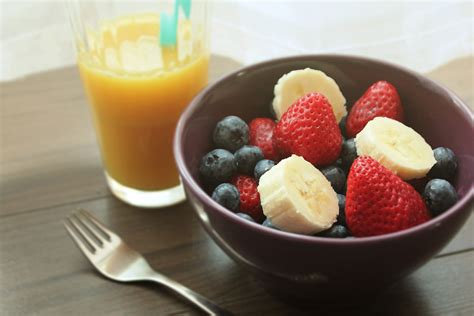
266, 277, 429, 316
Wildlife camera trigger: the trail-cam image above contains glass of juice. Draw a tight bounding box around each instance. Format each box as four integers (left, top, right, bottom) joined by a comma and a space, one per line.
66, 1, 209, 207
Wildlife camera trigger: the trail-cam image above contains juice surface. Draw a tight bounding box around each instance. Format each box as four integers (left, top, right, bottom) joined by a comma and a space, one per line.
78, 14, 209, 190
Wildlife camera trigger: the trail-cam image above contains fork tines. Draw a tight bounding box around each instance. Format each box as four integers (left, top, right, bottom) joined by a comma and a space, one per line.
63, 209, 114, 257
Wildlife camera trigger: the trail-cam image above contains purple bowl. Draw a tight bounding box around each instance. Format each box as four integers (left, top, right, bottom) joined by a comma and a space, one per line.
174, 55, 473, 303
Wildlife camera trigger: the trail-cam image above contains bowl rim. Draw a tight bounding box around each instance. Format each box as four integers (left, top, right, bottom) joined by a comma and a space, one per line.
174, 53, 474, 245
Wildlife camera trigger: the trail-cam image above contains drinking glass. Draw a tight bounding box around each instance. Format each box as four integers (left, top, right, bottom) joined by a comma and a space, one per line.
66, 0, 210, 207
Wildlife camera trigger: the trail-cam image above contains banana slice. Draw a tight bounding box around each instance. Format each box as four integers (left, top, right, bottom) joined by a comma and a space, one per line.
272, 68, 347, 122
258, 155, 338, 234
355, 117, 436, 180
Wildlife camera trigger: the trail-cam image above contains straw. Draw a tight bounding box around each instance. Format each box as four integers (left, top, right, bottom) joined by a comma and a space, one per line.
159, 0, 191, 46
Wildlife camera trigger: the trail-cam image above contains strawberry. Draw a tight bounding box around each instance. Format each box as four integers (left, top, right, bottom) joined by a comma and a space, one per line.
274, 93, 342, 166
232, 175, 264, 222
249, 118, 280, 161
346, 81, 403, 138
346, 156, 431, 237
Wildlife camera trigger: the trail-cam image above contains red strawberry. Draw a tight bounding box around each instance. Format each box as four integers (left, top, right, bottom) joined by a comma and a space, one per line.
274, 93, 342, 166
346, 81, 403, 138
249, 118, 280, 161
346, 156, 431, 237
232, 175, 264, 222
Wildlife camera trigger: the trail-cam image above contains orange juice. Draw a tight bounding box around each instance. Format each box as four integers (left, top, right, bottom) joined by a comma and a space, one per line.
78, 14, 208, 190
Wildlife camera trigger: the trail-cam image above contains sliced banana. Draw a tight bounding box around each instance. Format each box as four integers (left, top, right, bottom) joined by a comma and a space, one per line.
355, 117, 436, 180
257, 155, 338, 234
272, 68, 347, 122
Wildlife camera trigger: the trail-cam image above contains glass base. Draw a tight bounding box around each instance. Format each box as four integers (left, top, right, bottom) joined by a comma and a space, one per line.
105, 172, 186, 208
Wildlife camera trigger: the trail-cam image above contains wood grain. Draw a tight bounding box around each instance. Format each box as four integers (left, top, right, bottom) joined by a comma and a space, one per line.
0, 195, 472, 315
0, 55, 473, 315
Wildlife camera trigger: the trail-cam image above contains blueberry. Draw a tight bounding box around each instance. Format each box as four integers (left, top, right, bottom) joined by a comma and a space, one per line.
213, 116, 249, 152
341, 138, 358, 171
423, 179, 458, 216
211, 183, 240, 212
321, 166, 346, 193
254, 159, 275, 181
262, 218, 279, 230
318, 225, 351, 238
336, 194, 346, 226
236, 213, 255, 222
339, 115, 347, 138
428, 147, 458, 181
199, 149, 236, 185
234, 145, 264, 175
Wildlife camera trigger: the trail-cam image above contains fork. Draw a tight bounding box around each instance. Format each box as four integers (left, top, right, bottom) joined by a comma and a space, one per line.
63, 209, 233, 316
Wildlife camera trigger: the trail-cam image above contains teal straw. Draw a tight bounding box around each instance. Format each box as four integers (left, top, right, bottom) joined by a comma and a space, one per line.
159, 0, 191, 46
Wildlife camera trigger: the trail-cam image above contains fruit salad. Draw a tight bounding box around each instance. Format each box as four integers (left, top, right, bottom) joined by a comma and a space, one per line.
199, 68, 459, 238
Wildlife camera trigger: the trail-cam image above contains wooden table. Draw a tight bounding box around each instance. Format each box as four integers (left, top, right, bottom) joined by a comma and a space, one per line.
1, 55, 473, 315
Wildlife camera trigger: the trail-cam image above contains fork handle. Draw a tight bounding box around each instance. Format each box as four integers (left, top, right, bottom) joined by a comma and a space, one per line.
146, 274, 233, 316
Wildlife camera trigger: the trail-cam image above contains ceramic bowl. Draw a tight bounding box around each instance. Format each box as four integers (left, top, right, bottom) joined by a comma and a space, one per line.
174, 55, 473, 303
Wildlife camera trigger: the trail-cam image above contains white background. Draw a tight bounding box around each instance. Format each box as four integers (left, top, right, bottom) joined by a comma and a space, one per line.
1, 0, 473, 81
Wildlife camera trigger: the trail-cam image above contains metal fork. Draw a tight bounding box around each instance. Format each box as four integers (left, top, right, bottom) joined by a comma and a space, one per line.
63, 209, 232, 316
